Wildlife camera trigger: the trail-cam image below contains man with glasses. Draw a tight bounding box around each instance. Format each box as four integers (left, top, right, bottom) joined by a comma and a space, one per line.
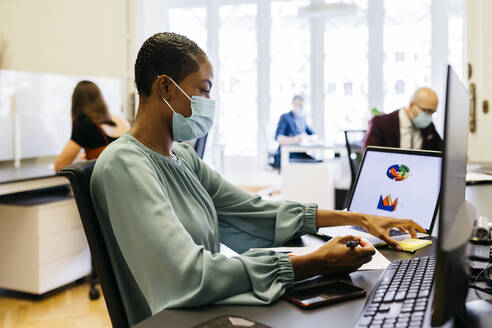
363, 87, 443, 151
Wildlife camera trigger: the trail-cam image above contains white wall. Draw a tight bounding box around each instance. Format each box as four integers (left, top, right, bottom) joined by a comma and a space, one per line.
466, 0, 492, 163
0, 0, 127, 79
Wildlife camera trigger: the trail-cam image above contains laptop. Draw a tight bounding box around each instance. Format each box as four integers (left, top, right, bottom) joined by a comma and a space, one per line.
318, 146, 442, 246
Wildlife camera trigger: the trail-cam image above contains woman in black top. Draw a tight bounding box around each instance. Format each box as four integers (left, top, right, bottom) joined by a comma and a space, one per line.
55, 80, 130, 172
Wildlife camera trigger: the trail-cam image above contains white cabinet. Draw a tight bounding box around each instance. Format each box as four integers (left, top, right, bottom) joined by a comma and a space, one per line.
0, 189, 91, 294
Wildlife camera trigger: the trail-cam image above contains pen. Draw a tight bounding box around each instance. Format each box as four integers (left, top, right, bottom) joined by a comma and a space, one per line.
346, 240, 360, 248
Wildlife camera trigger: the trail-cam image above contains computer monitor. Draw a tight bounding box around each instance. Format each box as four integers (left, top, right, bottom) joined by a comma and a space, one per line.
431, 65, 474, 326
348, 147, 442, 234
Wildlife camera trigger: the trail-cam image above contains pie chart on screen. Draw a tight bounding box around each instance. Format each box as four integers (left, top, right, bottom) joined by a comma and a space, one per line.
386, 164, 410, 181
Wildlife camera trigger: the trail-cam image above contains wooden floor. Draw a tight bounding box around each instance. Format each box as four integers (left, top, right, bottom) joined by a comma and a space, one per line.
0, 185, 271, 328
0, 283, 111, 328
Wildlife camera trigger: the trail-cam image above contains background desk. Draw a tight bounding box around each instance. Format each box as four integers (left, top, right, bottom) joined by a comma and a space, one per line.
134, 235, 435, 328
0, 157, 67, 195
280, 144, 349, 210
0, 160, 91, 294
466, 173, 492, 220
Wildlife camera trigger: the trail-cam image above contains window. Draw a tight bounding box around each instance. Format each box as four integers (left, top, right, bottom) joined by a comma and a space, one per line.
159, 0, 465, 161
168, 7, 207, 52
270, 0, 310, 127
448, 0, 464, 80
324, 0, 368, 142
395, 80, 405, 94
219, 4, 257, 156
383, 0, 432, 112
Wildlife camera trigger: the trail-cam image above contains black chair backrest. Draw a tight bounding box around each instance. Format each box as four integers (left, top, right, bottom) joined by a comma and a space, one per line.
194, 134, 208, 159
344, 130, 366, 189
59, 161, 151, 327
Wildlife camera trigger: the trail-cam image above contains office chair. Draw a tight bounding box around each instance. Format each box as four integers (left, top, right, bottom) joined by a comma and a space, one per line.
59, 161, 151, 327
343, 130, 366, 201
194, 134, 208, 159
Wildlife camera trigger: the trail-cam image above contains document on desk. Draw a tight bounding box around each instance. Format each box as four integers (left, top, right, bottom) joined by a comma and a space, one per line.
220, 243, 239, 258
466, 171, 492, 183
250, 246, 391, 271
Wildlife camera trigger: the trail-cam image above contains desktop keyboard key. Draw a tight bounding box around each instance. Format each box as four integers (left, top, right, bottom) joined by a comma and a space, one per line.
406, 292, 418, 299
378, 304, 390, 312
383, 291, 396, 302
395, 291, 406, 300
418, 290, 430, 298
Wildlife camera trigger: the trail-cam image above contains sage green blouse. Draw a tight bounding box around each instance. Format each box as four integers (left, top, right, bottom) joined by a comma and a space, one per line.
90, 133, 318, 315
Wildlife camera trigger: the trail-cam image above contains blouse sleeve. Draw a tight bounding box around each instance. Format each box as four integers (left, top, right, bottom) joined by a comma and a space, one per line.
90, 147, 296, 313
179, 143, 319, 253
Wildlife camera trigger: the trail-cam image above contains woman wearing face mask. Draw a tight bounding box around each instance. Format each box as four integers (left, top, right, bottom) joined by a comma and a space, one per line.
54, 81, 130, 172
90, 33, 425, 315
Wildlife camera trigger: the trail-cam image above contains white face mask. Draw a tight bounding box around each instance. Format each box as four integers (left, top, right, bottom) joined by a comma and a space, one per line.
160, 76, 215, 141
295, 105, 304, 116
413, 111, 433, 129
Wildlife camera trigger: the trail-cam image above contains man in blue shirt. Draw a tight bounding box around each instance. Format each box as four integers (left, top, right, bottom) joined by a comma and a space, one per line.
271, 95, 317, 168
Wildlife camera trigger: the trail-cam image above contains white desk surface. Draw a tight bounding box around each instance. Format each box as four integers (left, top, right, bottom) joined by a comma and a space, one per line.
134, 235, 437, 328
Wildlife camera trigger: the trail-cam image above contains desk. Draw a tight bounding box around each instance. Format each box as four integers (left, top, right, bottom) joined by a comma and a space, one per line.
0, 157, 67, 195
466, 173, 492, 219
280, 144, 349, 210
134, 235, 435, 328
0, 160, 90, 294
279, 144, 346, 170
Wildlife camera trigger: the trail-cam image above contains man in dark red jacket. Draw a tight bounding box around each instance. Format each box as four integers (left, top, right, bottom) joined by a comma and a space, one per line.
364, 87, 443, 151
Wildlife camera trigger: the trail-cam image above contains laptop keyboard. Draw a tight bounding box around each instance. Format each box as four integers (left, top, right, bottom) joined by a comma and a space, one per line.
352, 225, 404, 237
355, 256, 436, 328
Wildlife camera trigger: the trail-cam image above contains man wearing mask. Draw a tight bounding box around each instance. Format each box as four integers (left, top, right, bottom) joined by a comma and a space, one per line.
271, 95, 317, 168
363, 87, 443, 151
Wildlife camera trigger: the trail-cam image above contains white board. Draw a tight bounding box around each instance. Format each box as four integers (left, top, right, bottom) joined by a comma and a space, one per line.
0, 69, 121, 160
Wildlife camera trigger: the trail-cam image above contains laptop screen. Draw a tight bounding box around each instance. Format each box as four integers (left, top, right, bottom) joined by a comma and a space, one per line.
348, 147, 442, 232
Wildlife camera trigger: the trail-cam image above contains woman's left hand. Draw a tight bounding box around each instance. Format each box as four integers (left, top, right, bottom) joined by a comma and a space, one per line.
358, 213, 426, 251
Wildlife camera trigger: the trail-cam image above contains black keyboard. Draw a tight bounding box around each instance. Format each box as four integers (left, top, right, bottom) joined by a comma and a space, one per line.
355, 256, 436, 328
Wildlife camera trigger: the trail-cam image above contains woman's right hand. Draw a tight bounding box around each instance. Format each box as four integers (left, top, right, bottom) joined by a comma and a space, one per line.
290, 235, 376, 281
313, 235, 375, 276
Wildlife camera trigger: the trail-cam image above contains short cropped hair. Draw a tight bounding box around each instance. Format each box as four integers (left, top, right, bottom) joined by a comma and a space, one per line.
134, 32, 207, 97
292, 95, 304, 103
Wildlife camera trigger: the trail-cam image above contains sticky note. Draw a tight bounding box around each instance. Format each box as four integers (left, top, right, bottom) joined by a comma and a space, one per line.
397, 239, 432, 253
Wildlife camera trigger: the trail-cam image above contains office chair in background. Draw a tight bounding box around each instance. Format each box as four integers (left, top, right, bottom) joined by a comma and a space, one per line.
193, 134, 208, 159
59, 161, 151, 327
182, 133, 208, 159
343, 130, 366, 205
